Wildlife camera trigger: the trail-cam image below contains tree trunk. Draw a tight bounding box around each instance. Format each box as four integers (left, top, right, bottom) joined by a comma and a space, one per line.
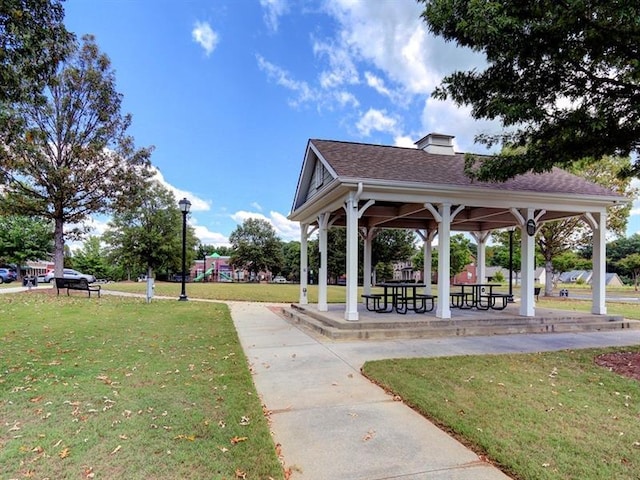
544, 259, 554, 297
54, 217, 65, 277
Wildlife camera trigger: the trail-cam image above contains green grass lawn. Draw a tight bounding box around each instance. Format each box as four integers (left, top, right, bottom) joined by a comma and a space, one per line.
363, 348, 640, 480
4, 283, 640, 480
0, 292, 284, 480
101, 280, 350, 303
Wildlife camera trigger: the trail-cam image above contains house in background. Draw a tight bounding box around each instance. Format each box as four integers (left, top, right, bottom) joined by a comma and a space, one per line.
557, 270, 624, 287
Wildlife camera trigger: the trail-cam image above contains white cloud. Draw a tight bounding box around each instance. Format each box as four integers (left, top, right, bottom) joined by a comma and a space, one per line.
420, 97, 501, 153
251, 201, 263, 211
192, 224, 230, 247
152, 169, 210, 212
192, 21, 219, 56
259, 0, 289, 32
230, 209, 300, 242
393, 135, 416, 148
356, 108, 400, 137
313, 39, 359, 89
256, 55, 317, 107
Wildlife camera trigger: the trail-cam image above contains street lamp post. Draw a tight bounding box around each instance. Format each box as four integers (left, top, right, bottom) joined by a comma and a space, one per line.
178, 197, 191, 301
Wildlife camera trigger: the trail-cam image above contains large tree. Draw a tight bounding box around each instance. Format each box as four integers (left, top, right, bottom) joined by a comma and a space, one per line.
536, 157, 634, 295
0, 214, 52, 275
372, 229, 417, 266
103, 181, 196, 281
0, 34, 152, 276
229, 218, 283, 280
1, 0, 72, 105
420, 0, 640, 180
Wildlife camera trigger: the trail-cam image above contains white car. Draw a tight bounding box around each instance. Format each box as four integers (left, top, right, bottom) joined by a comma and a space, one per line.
272, 275, 287, 283
43, 268, 96, 284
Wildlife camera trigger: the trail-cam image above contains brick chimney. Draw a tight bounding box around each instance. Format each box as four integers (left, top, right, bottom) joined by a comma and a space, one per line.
414, 133, 455, 155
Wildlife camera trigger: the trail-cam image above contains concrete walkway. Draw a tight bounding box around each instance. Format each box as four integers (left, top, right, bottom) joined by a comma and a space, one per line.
230, 302, 640, 480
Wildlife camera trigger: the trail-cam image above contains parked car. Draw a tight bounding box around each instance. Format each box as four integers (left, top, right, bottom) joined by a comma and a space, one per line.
272, 275, 287, 283
43, 268, 96, 284
0, 268, 17, 284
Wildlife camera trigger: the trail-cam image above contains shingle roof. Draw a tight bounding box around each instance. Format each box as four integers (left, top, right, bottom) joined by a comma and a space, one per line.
311, 139, 621, 197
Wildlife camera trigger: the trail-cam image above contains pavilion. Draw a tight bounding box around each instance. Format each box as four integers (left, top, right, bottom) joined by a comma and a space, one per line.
288, 133, 627, 321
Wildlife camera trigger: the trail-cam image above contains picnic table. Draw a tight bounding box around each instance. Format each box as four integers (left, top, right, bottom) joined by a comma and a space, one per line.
363, 283, 435, 314
451, 283, 508, 310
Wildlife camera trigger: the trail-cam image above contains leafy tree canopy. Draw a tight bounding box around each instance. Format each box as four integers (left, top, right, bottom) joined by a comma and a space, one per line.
0, 34, 153, 274
103, 181, 197, 279
420, 0, 640, 180
372, 229, 417, 265
0, 0, 72, 105
229, 218, 283, 277
0, 215, 52, 271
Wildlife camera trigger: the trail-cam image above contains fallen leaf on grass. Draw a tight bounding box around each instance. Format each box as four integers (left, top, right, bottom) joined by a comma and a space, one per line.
240, 416, 250, 426
110, 445, 121, 455
174, 434, 196, 441
59, 447, 71, 459
218, 446, 229, 453
235, 468, 247, 479
231, 436, 248, 444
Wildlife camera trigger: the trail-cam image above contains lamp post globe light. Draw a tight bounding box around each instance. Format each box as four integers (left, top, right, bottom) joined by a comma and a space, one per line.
178, 197, 191, 301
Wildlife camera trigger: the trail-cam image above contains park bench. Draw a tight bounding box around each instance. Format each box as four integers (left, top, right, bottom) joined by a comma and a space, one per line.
55, 277, 101, 298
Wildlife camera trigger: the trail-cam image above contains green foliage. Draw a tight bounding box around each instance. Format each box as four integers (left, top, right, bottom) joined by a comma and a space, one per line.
449, 234, 473, 276
103, 181, 197, 279
372, 229, 417, 265
229, 218, 284, 277
489, 229, 521, 271
0, 0, 72, 105
0, 34, 152, 275
0, 215, 52, 270
411, 234, 472, 278
280, 241, 301, 281
492, 270, 505, 283
420, 0, 640, 180
308, 228, 347, 282
617, 252, 640, 291
375, 261, 394, 282
72, 236, 112, 280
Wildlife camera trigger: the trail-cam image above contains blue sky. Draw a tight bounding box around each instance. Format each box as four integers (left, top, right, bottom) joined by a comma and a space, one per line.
62, 0, 640, 246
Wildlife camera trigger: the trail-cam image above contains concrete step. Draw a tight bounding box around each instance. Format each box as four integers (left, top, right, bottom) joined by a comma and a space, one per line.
280, 306, 640, 341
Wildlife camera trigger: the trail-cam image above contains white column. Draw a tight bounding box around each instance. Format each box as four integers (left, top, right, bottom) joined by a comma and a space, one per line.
299, 223, 309, 305
591, 211, 607, 314
417, 229, 437, 295
345, 194, 359, 321
362, 228, 375, 296
519, 210, 535, 317
471, 231, 490, 284
317, 213, 329, 311
436, 204, 452, 319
